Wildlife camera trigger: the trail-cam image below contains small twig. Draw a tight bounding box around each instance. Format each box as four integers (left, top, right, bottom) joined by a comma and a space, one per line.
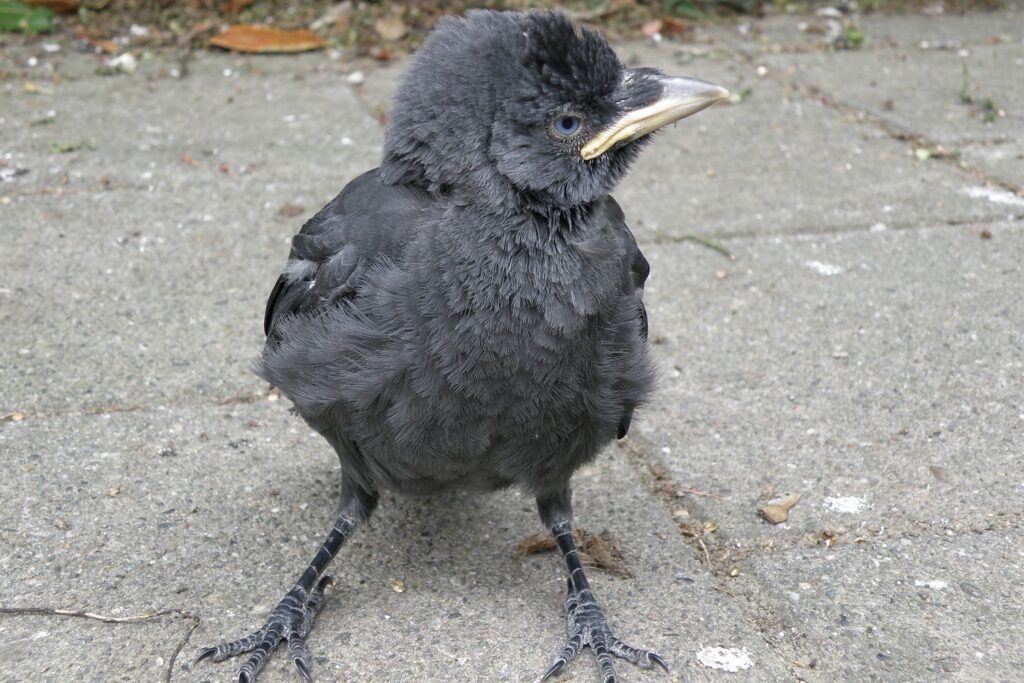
0, 606, 200, 682
176, 20, 216, 78
679, 233, 734, 260
677, 486, 722, 499
696, 536, 712, 567
165, 615, 200, 683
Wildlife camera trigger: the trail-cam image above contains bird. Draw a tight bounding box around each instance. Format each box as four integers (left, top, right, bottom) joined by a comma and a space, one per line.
197, 9, 727, 683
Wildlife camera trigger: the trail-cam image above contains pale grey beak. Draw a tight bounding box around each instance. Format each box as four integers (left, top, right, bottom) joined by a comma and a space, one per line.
581, 75, 729, 160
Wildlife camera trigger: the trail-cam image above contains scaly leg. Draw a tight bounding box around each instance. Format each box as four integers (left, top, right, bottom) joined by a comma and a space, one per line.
536, 489, 668, 683
197, 478, 377, 683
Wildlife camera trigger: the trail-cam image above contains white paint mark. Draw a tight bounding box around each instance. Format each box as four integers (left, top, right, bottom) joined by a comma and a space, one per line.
914, 579, 948, 590
697, 647, 754, 673
823, 496, 868, 513
963, 186, 1024, 208
804, 260, 844, 276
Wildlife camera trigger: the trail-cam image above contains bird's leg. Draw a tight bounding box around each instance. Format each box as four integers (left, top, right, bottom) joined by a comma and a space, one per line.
536, 489, 668, 683
197, 478, 378, 683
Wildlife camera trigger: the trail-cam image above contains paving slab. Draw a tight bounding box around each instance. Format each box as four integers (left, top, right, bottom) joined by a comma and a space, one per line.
704, 7, 1022, 55
635, 221, 1023, 546
1, 50, 381, 197
742, 526, 1024, 682
342, 42, 1014, 242
759, 43, 1024, 188
617, 43, 1015, 240
0, 402, 794, 683
1, 187, 274, 415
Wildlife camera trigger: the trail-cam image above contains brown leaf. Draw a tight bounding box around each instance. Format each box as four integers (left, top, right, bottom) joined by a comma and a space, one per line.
374, 15, 408, 42
223, 0, 255, 15
757, 493, 801, 524
278, 203, 304, 217
515, 528, 632, 578
89, 39, 119, 55
641, 19, 662, 38
661, 17, 688, 36
368, 45, 390, 61
209, 25, 327, 54
24, 0, 77, 13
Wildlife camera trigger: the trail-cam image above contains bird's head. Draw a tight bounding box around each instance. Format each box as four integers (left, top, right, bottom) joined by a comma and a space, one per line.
380, 10, 727, 213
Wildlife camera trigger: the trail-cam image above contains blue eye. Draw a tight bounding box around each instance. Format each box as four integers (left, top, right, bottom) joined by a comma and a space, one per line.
553, 115, 581, 136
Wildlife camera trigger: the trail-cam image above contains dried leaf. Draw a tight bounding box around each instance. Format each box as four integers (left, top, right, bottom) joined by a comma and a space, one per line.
278, 203, 305, 218
1, 410, 28, 422
388, 579, 405, 593
515, 532, 555, 557
757, 493, 801, 524
515, 528, 631, 578
90, 38, 119, 55
209, 25, 326, 54
661, 17, 688, 36
24, 0, 75, 13
373, 14, 407, 42
222, 0, 254, 15
641, 19, 662, 38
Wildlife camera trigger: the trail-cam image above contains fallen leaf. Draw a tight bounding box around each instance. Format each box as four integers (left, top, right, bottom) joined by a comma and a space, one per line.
661, 17, 688, 36
209, 25, 326, 54
374, 14, 407, 42
50, 141, 92, 153
0, 1, 54, 33
1, 410, 28, 422
368, 45, 390, 61
757, 493, 801, 524
388, 579, 405, 593
222, 0, 254, 14
23, 0, 75, 13
515, 528, 632, 578
23, 81, 53, 94
278, 203, 304, 217
89, 38, 119, 54
641, 19, 662, 38
106, 483, 122, 497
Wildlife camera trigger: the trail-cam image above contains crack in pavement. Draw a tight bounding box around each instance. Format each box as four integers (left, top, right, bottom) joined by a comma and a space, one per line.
0, 606, 200, 683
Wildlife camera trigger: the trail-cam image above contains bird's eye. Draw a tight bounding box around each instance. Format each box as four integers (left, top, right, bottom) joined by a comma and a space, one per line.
552, 115, 581, 137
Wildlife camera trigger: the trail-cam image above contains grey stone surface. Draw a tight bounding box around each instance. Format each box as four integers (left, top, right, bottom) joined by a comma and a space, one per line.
637, 223, 1023, 546
1, 403, 792, 682
743, 526, 1024, 682
756, 32, 1024, 188
2, 9, 1023, 683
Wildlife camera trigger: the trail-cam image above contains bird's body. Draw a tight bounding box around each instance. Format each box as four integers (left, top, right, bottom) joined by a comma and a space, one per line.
260, 169, 652, 497
198, 10, 727, 683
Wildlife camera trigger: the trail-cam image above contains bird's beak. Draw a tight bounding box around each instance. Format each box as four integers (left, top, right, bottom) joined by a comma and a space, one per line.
581, 75, 729, 161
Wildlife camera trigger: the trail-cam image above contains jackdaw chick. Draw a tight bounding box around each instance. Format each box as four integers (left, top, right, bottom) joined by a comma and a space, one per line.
198, 10, 727, 683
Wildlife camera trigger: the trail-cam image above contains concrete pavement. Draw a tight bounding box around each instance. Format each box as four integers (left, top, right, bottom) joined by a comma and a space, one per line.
1, 7, 1021, 682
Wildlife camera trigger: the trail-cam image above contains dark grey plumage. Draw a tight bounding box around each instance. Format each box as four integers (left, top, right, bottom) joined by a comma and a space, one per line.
199, 9, 727, 683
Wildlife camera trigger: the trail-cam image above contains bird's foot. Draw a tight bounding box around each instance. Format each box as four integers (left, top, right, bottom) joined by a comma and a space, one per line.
196, 575, 332, 683
540, 581, 668, 683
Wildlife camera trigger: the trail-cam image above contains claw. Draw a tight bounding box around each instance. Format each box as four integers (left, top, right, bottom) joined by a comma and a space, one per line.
539, 658, 567, 682
293, 655, 312, 682
649, 652, 669, 673
289, 633, 312, 681
194, 647, 216, 665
